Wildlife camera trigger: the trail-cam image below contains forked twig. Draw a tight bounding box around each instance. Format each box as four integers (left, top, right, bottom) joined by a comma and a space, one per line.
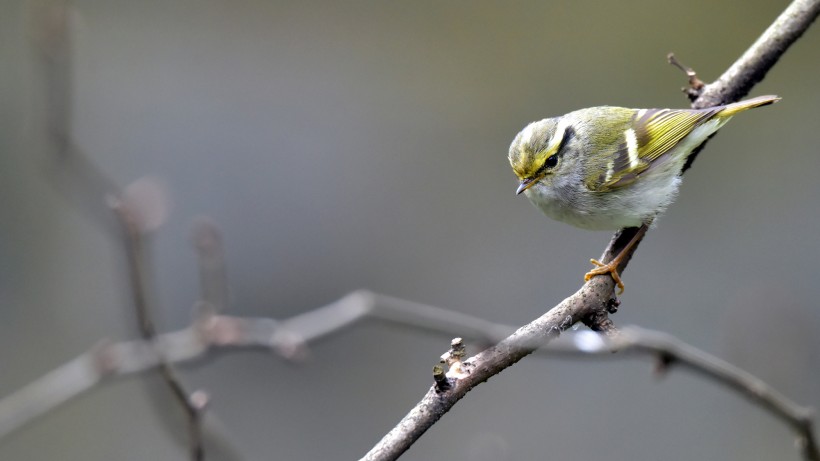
30, 1, 210, 458
0, 290, 514, 439
667, 53, 705, 99
110, 198, 206, 461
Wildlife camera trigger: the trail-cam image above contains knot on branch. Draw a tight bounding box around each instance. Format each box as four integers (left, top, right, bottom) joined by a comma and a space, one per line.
434, 338, 471, 392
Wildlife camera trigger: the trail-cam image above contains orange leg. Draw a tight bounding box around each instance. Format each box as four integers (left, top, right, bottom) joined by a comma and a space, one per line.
584, 224, 648, 294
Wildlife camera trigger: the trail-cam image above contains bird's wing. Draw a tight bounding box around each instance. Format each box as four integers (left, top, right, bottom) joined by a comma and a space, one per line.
587, 107, 720, 192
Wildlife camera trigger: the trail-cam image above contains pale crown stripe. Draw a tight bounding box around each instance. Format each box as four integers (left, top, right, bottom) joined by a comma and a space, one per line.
520, 123, 538, 147
546, 117, 571, 154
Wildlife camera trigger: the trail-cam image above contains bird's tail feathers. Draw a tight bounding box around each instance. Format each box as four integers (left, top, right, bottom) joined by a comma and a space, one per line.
717, 95, 781, 117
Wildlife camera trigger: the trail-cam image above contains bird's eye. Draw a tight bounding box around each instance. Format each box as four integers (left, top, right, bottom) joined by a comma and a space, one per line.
545, 154, 558, 169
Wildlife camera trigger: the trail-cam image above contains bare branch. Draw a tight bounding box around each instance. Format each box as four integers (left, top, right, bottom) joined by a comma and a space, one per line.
110, 192, 206, 461
30, 1, 211, 457
0, 291, 516, 439
193, 219, 230, 315
693, 0, 820, 108
551, 328, 819, 461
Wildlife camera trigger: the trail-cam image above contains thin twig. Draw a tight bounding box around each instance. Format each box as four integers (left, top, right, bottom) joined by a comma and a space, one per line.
193, 219, 230, 315
31, 0, 121, 234
30, 1, 220, 457
110, 199, 206, 461
667, 53, 705, 98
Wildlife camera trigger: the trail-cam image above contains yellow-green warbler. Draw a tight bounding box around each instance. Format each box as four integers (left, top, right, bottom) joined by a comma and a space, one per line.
508, 95, 780, 292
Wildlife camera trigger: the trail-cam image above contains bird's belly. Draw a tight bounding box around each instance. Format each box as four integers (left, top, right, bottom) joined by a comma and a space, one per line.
524, 175, 682, 231
531, 197, 646, 230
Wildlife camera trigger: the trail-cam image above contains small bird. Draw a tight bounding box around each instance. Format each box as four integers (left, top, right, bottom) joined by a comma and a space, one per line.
508, 95, 780, 293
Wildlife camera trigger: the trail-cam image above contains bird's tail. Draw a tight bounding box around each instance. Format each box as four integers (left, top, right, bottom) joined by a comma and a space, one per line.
717, 95, 781, 117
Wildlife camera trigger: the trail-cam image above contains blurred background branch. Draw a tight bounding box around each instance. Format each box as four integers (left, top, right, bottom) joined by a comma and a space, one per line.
111, 189, 207, 461
551, 327, 819, 461
29, 1, 223, 458
0, 290, 516, 440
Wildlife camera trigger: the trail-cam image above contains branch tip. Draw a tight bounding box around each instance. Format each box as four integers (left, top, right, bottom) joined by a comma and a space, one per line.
450, 338, 466, 360
189, 390, 210, 411
667, 52, 705, 99
273, 335, 310, 361
433, 364, 451, 392
438, 338, 470, 381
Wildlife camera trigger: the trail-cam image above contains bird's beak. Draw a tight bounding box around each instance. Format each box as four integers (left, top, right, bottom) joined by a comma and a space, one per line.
516, 178, 536, 195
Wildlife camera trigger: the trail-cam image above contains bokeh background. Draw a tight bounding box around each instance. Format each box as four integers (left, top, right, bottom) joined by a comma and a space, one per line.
1, 0, 819, 460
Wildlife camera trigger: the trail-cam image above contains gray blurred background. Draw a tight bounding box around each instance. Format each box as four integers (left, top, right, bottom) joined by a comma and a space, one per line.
1, 0, 819, 459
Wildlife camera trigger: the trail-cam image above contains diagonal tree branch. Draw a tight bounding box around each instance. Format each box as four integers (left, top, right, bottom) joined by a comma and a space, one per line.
361, 1, 820, 459
361, 280, 614, 461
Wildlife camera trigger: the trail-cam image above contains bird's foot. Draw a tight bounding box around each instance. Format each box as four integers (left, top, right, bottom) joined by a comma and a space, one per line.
585, 259, 625, 294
